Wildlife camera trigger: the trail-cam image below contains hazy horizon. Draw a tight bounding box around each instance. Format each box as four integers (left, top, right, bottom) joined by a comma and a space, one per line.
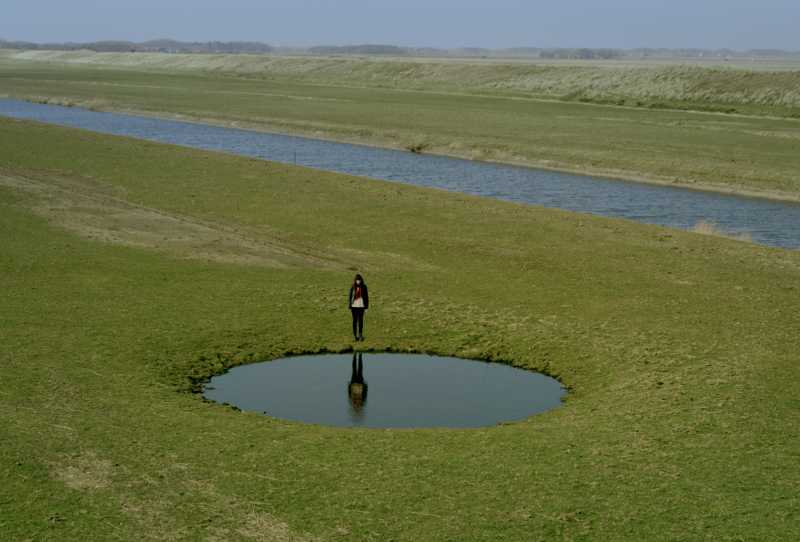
3, 38, 798, 54
3, 0, 799, 51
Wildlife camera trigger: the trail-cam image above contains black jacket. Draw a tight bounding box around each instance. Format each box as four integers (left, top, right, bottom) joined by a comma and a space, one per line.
348, 283, 369, 309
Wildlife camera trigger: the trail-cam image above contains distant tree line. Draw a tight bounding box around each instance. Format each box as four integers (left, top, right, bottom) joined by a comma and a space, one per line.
539, 48, 622, 59
308, 44, 408, 56
0, 39, 273, 54
1, 39, 798, 59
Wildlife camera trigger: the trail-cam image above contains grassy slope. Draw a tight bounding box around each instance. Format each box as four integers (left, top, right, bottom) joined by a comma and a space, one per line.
2, 56, 800, 200
6, 49, 800, 116
2, 118, 799, 540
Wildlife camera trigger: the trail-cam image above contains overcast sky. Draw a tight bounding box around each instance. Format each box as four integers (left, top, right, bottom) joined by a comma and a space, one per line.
3, 0, 798, 50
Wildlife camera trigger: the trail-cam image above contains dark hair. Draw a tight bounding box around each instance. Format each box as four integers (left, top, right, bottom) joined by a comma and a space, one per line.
353, 273, 364, 285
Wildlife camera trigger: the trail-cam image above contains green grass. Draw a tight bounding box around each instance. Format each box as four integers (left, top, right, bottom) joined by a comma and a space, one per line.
2, 52, 800, 200
6, 49, 800, 115
2, 117, 800, 540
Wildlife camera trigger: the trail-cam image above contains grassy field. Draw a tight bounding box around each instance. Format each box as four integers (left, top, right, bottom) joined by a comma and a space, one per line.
6, 49, 800, 115
2, 51, 800, 201
2, 117, 799, 540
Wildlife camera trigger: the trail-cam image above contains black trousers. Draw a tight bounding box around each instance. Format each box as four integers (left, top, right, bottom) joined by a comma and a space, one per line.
351, 308, 365, 338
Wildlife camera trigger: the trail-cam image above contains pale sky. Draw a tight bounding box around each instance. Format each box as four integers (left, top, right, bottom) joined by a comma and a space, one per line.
2, 0, 798, 50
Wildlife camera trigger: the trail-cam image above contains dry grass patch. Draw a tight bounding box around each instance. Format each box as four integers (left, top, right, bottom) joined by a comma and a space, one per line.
237, 512, 316, 542
51, 451, 113, 491
0, 170, 441, 272
0, 172, 336, 269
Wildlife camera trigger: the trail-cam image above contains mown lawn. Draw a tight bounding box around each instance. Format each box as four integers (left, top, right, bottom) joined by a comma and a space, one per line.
1, 118, 799, 540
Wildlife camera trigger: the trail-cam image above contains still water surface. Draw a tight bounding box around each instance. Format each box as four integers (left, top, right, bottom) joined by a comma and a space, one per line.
203, 353, 566, 428
1, 98, 798, 248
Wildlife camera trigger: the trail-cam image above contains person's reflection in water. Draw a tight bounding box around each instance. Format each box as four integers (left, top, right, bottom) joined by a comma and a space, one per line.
348, 352, 368, 421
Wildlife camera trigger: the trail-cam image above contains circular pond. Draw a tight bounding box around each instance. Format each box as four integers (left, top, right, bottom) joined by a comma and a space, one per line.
203, 353, 565, 428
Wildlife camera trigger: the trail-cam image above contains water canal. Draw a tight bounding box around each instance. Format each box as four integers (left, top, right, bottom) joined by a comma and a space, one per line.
2, 98, 798, 248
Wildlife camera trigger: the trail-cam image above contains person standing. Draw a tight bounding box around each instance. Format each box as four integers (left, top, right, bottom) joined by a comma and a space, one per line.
348, 274, 369, 341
